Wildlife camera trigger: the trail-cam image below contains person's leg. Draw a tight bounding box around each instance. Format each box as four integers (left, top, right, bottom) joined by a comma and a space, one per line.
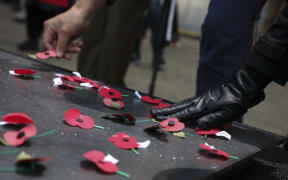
94, 0, 150, 87
196, 0, 266, 95
18, 0, 39, 51
150, 0, 165, 68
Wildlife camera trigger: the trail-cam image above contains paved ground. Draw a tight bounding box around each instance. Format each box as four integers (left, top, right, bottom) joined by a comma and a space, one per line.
0, 4, 287, 136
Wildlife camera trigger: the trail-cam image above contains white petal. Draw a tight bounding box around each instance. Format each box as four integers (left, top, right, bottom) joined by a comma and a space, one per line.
9, 70, 19, 76
135, 90, 141, 99
137, 140, 151, 149
0, 122, 7, 126
205, 142, 216, 150
80, 83, 93, 88
53, 78, 63, 86
54, 73, 64, 77
104, 154, 119, 164
215, 131, 231, 140
72, 72, 81, 78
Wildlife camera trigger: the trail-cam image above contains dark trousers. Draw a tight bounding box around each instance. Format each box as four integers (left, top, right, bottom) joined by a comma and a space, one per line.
77, 0, 150, 87
133, 0, 163, 58
196, 0, 266, 95
25, 1, 64, 41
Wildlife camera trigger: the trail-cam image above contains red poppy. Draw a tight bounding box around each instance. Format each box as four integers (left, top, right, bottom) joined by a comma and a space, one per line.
200, 143, 229, 158
152, 102, 171, 109
3, 113, 34, 124
112, 113, 136, 125
14, 69, 37, 76
76, 77, 101, 89
148, 113, 155, 119
60, 75, 75, 82
36, 50, 56, 60
160, 118, 185, 132
103, 98, 124, 110
109, 133, 138, 150
3, 125, 37, 146
64, 108, 95, 130
83, 150, 118, 173
17, 151, 51, 164
98, 86, 122, 100
141, 96, 161, 104
196, 128, 220, 135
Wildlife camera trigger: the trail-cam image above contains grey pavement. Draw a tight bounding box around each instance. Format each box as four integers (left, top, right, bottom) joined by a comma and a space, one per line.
0, 4, 287, 136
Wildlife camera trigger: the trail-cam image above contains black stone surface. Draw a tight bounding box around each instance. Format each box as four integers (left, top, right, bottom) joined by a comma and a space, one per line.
0, 50, 283, 180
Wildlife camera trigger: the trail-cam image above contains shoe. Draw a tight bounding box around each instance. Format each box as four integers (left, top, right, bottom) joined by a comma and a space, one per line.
18, 40, 38, 51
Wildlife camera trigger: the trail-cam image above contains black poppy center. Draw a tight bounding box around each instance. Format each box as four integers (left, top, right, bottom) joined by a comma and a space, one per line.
168, 121, 175, 126
17, 132, 25, 138
77, 118, 83, 123
123, 138, 129, 142
108, 91, 114, 96
112, 98, 119, 101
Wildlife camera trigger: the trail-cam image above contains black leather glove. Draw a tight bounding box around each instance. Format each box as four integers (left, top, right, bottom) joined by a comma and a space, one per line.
151, 70, 266, 129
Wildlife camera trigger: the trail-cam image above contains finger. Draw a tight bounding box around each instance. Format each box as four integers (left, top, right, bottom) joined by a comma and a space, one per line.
151, 96, 200, 116
197, 107, 246, 130
43, 21, 56, 50
56, 29, 70, 58
66, 46, 81, 53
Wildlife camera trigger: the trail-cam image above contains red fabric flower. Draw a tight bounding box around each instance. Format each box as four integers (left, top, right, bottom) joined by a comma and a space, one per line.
109, 133, 138, 149
160, 118, 185, 132
148, 113, 155, 119
3, 125, 37, 146
103, 98, 124, 110
60, 75, 75, 82
141, 96, 161, 104
152, 102, 171, 109
36, 50, 56, 59
83, 150, 118, 173
64, 108, 95, 130
196, 128, 220, 135
200, 144, 229, 158
38, 0, 68, 8
98, 86, 122, 100
3, 113, 34, 124
73, 76, 101, 88
14, 69, 37, 76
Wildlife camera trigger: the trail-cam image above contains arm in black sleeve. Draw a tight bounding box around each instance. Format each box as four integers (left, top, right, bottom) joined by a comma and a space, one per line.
246, 3, 288, 86
107, 0, 117, 5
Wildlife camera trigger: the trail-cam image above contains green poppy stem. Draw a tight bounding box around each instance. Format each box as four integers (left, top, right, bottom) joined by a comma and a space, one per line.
75, 87, 83, 90
0, 150, 19, 155
94, 125, 105, 130
31, 129, 57, 139
33, 75, 41, 79
229, 156, 239, 160
184, 132, 194, 137
0, 167, 17, 172
116, 170, 131, 178
204, 135, 208, 138
135, 119, 152, 123
131, 148, 139, 155
122, 95, 129, 97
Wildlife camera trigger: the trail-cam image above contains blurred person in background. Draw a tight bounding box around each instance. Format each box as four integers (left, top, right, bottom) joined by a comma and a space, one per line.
18, 0, 73, 51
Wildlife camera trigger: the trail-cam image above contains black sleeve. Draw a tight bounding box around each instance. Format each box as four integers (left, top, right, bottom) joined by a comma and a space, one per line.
246, 3, 288, 86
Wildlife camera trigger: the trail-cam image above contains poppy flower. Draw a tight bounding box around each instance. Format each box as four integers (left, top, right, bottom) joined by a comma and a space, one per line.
60, 75, 75, 82
98, 86, 122, 100
200, 143, 229, 159
196, 128, 220, 135
17, 151, 50, 164
9, 69, 38, 78
141, 96, 161, 104
53, 78, 80, 90
160, 118, 185, 132
64, 108, 95, 130
152, 102, 171, 109
109, 133, 138, 150
83, 150, 118, 173
103, 98, 124, 110
36, 50, 56, 60
112, 113, 136, 125
2, 113, 34, 124
3, 125, 37, 146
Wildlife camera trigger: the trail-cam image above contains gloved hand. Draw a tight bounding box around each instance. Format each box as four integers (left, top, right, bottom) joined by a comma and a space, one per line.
151, 70, 266, 129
